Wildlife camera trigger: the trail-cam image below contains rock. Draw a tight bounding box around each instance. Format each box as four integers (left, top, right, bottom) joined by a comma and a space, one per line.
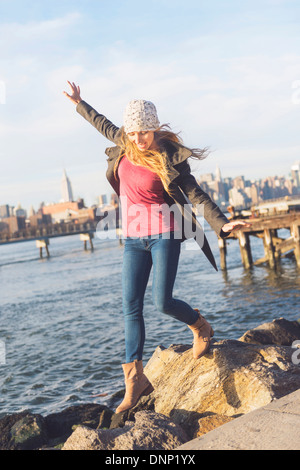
0, 404, 113, 450
109, 394, 156, 429
193, 413, 235, 438
62, 425, 103, 451
0, 411, 48, 450
44, 404, 113, 439
143, 337, 300, 436
10, 414, 48, 450
239, 318, 300, 346
2, 317, 299, 450
0, 412, 26, 450
62, 410, 189, 450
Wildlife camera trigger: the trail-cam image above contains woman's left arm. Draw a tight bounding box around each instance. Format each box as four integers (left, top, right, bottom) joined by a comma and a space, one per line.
221, 220, 251, 234
176, 160, 250, 236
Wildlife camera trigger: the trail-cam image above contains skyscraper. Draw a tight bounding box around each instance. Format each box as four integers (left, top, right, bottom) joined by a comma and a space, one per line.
291, 161, 300, 188
215, 165, 222, 183
0, 204, 9, 218
61, 169, 74, 202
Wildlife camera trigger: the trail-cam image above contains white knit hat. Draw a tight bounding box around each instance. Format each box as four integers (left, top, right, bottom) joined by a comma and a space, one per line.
123, 99, 160, 134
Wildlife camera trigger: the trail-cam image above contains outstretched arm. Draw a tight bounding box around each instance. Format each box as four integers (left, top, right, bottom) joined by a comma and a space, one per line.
63, 81, 82, 104
63, 81, 122, 145
221, 220, 251, 233
176, 159, 251, 236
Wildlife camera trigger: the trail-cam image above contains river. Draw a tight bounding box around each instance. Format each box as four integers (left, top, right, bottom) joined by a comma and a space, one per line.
0, 228, 299, 417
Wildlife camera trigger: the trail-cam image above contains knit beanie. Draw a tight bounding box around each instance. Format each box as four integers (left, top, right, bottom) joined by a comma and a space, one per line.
123, 99, 160, 134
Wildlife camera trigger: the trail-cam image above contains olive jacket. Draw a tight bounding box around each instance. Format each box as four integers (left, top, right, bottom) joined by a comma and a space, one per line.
76, 100, 230, 270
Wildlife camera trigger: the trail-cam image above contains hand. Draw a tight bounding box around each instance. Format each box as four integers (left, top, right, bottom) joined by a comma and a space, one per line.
63, 81, 82, 105
221, 220, 251, 233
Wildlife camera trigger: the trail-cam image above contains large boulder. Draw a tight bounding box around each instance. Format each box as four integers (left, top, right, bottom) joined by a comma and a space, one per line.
0, 411, 48, 450
62, 411, 189, 450
239, 317, 300, 345
143, 337, 300, 435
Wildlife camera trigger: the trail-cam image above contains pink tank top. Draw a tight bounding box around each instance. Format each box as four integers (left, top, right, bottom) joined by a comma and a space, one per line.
118, 156, 177, 237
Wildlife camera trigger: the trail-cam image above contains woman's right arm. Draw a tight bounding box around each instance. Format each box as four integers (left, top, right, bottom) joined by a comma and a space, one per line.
63, 81, 122, 145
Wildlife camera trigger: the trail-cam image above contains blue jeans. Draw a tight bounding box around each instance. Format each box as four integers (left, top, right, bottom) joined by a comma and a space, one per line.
122, 233, 199, 363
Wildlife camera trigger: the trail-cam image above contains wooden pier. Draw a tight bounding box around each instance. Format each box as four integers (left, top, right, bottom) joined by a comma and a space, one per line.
0, 221, 98, 258
219, 213, 300, 270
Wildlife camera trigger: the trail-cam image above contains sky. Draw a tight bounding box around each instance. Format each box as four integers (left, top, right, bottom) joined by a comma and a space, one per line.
0, 0, 300, 211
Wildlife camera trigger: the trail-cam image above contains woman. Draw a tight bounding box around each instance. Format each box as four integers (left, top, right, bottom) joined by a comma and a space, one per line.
64, 81, 249, 413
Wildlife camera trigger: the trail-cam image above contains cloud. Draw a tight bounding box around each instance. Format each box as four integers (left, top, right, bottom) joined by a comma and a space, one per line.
0, 12, 81, 42
2, 49, 299, 210
1, 2, 299, 210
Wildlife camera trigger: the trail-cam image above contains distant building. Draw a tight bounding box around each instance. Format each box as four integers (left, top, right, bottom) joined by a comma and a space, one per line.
98, 194, 108, 206
0, 204, 10, 218
41, 200, 96, 224
0, 221, 8, 233
28, 213, 52, 227
198, 173, 214, 184
28, 205, 36, 217
249, 183, 259, 205
233, 176, 245, 190
229, 187, 250, 209
42, 200, 83, 222
1, 216, 26, 234
215, 165, 222, 183
110, 193, 119, 207
61, 169, 74, 202
13, 203, 27, 218
291, 161, 300, 188
197, 169, 229, 208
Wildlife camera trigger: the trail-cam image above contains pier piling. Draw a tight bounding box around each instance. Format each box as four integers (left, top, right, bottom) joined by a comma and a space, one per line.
291, 222, 300, 268
218, 237, 227, 270
237, 231, 253, 269
36, 239, 50, 258
80, 232, 94, 251
263, 229, 276, 269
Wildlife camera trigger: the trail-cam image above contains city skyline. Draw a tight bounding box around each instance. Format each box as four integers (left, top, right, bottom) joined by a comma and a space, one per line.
2, 159, 299, 215
1, 1, 300, 211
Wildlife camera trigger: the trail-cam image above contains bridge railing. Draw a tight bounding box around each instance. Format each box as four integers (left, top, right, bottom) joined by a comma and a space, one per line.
0, 220, 99, 243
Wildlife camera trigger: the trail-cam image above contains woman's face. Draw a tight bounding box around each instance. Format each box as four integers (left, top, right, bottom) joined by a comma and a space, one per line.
127, 130, 155, 152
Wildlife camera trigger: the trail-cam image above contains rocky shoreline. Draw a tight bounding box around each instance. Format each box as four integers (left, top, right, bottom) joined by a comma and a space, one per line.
1, 317, 300, 450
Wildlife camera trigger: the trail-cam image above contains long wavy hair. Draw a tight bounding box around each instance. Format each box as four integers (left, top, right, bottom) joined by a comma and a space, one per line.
114, 124, 208, 196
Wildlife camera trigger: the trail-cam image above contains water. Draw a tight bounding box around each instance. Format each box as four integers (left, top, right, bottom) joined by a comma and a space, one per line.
0, 228, 299, 418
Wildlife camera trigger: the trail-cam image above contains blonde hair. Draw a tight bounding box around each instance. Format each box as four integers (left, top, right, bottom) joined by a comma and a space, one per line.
114, 124, 208, 196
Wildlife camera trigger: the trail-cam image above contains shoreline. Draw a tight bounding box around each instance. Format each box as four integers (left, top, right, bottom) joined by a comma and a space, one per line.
1, 317, 300, 450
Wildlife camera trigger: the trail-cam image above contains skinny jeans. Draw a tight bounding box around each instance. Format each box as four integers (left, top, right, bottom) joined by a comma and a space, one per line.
122, 232, 199, 363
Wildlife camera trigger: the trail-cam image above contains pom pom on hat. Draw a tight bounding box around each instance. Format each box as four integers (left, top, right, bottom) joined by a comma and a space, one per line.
124, 99, 160, 134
